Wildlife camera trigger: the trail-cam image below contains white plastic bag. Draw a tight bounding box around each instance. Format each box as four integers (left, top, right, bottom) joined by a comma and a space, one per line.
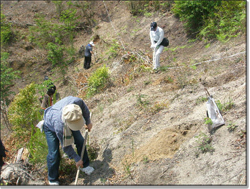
36, 120, 44, 132
206, 96, 225, 130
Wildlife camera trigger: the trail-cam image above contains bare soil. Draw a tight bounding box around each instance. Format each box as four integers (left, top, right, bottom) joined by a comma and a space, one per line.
1, 1, 247, 186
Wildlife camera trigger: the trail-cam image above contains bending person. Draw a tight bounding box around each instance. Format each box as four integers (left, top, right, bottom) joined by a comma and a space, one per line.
43, 96, 94, 185
149, 22, 165, 71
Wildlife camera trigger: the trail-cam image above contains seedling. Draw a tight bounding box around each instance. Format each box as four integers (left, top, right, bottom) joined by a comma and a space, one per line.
204, 117, 213, 126
195, 132, 215, 156
227, 122, 237, 132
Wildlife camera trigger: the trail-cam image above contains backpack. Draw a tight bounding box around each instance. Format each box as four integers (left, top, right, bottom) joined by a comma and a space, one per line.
160, 38, 169, 47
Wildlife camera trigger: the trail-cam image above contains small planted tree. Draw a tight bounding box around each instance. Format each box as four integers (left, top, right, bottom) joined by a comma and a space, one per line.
87, 65, 110, 97
8, 83, 48, 163
8, 83, 40, 133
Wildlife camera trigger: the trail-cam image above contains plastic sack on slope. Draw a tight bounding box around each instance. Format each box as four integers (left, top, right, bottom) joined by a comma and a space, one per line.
205, 89, 225, 131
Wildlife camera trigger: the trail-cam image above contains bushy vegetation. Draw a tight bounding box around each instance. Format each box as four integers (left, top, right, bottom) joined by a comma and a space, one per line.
126, 1, 172, 16
28, 8, 79, 67
47, 42, 65, 67
0, 52, 20, 106
108, 39, 120, 59
29, 8, 78, 48
195, 132, 215, 156
8, 83, 40, 133
172, 1, 246, 41
1, 12, 13, 46
87, 65, 110, 97
7, 83, 48, 164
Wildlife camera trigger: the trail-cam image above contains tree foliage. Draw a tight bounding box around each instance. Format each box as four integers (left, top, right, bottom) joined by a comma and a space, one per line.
172, 1, 221, 36
172, 0, 246, 40
1, 12, 13, 46
0, 52, 20, 105
8, 83, 40, 133
200, 1, 246, 41
87, 65, 110, 97
7, 83, 48, 164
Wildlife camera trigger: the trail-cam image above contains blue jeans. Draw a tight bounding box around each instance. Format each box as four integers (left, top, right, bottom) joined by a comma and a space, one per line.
44, 125, 90, 182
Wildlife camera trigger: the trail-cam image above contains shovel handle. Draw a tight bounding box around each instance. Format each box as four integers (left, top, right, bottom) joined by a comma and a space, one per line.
75, 168, 80, 185
74, 130, 88, 185
204, 88, 211, 97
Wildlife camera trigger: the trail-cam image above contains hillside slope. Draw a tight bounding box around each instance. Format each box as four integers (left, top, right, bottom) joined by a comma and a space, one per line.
1, 1, 247, 186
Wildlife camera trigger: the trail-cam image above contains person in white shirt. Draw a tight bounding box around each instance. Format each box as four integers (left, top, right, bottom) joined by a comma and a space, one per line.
149, 22, 165, 71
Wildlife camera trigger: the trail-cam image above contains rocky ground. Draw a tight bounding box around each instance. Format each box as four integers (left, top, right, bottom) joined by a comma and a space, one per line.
0, 1, 247, 186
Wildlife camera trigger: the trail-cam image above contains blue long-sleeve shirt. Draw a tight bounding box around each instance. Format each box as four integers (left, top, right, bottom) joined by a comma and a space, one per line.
43, 96, 91, 162
85, 44, 93, 57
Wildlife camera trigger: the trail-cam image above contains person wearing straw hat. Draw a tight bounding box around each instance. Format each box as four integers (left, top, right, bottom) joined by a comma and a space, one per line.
43, 96, 94, 185
84, 41, 95, 69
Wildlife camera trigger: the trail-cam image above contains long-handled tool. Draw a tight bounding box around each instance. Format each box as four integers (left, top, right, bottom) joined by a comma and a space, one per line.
75, 129, 88, 185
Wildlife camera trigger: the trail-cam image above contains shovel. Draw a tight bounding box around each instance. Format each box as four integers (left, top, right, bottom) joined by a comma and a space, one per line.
74, 129, 88, 185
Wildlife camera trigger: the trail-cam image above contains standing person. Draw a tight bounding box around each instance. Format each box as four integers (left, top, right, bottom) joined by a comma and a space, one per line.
149, 22, 168, 72
41, 87, 56, 111
40, 76, 57, 111
84, 41, 95, 69
43, 96, 94, 185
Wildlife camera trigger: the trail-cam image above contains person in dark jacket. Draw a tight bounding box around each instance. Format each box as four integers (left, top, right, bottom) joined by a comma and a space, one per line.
41, 87, 56, 111
43, 96, 94, 185
40, 76, 57, 111
0, 140, 6, 168
84, 41, 95, 69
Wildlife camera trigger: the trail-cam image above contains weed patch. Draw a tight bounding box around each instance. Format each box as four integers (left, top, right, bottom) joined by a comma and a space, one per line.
87, 65, 110, 97
195, 132, 215, 157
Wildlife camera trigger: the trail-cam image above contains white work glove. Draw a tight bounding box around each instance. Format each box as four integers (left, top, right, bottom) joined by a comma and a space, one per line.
150, 44, 156, 49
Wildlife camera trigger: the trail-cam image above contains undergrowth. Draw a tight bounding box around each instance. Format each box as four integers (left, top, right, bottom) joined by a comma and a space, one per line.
87, 65, 110, 98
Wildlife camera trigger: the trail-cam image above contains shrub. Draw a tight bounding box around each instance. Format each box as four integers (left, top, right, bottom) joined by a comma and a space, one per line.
200, 1, 246, 41
108, 39, 120, 59
8, 83, 48, 164
29, 14, 62, 47
28, 125, 48, 164
47, 42, 64, 66
87, 65, 110, 97
195, 132, 215, 156
0, 52, 20, 105
8, 83, 40, 132
1, 12, 13, 45
172, 1, 246, 40
216, 98, 234, 113
172, 1, 221, 35
29, 11, 79, 48
126, 1, 172, 16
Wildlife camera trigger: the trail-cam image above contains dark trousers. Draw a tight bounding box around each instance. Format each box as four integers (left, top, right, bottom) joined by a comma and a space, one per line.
84, 56, 91, 69
44, 125, 90, 182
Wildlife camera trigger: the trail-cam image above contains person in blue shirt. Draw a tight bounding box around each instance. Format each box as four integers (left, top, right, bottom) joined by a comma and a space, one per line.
84, 41, 95, 69
43, 96, 94, 185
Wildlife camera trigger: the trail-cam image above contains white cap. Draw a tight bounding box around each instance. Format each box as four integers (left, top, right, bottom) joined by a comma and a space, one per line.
90, 41, 95, 46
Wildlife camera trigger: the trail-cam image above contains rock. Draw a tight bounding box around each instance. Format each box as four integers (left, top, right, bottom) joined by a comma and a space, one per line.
1, 163, 29, 185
